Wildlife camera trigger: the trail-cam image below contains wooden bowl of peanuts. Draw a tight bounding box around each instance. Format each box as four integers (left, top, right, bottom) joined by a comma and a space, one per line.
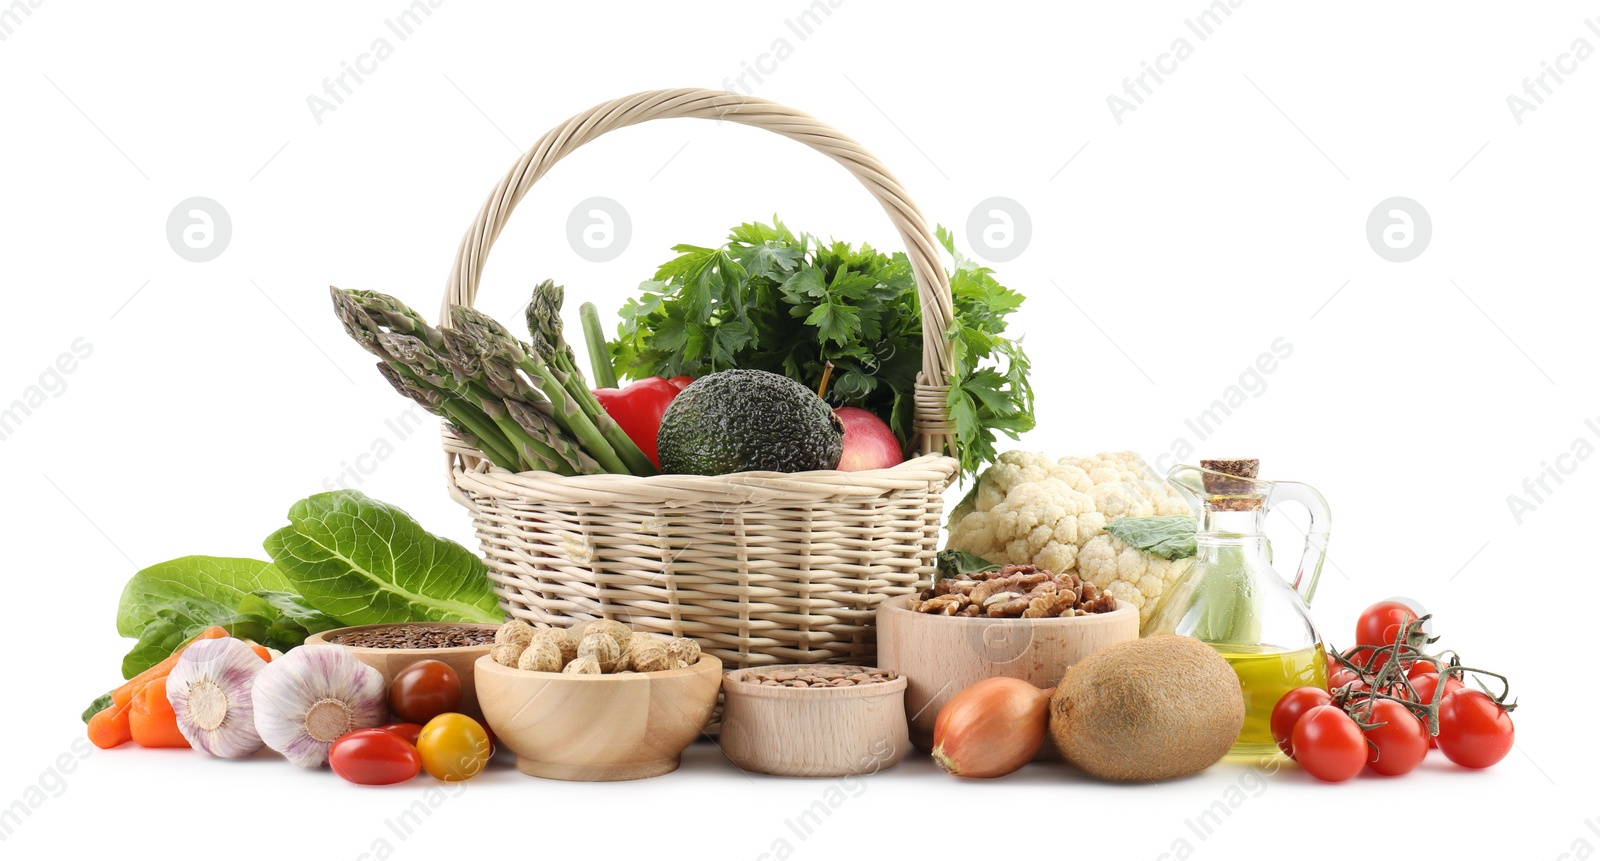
719, 665, 909, 778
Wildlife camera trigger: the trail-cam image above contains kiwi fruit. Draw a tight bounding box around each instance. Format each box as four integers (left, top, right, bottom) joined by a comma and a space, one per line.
1049, 635, 1244, 781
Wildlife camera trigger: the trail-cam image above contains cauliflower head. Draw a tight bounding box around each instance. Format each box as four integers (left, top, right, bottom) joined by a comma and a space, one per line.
946, 450, 1193, 628
1077, 533, 1194, 630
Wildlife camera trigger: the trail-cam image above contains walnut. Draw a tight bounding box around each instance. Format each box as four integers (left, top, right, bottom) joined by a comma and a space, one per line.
563, 654, 602, 675
667, 637, 701, 667
921, 594, 969, 615
578, 631, 622, 671
517, 641, 563, 672
490, 643, 525, 667
495, 619, 536, 648
985, 594, 1032, 617
1022, 590, 1072, 618
632, 640, 674, 673
959, 603, 983, 617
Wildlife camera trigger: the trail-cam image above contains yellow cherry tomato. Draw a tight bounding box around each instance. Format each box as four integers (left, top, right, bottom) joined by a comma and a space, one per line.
416, 713, 490, 781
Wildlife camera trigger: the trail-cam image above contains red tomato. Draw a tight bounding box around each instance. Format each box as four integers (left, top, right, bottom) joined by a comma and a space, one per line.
389, 660, 463, 725
1405, 658, 1440, 679
375, 723, 424, 746
329, 729, 422, 786
1408, 672, 1463, 706
1356, 601, 1419, 650
1292, 706, 1367, 782
1437, 689, 1514, 769
1271, 687, 1331, 758
1328, 667, 1362, 690
666, 376, 694, 390
1363, 699, 1428, 776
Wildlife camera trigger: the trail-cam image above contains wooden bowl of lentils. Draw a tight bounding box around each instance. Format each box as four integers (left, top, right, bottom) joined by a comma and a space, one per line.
718, 665, 908, 778
306, 622, 501, 719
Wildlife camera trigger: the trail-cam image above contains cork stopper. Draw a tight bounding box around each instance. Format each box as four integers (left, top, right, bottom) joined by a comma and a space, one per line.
1199, 458, 1261, 510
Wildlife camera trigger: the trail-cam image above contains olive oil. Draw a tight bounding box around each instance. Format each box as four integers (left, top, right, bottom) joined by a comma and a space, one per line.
1218, 643, 1328, 757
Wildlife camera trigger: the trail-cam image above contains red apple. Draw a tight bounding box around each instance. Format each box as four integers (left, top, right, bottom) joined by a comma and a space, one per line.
834, 407, 904, 471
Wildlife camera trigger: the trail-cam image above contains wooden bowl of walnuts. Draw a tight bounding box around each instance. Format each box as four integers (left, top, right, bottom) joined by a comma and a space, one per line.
474, 619, 723, 781
875, 569, 1140, 753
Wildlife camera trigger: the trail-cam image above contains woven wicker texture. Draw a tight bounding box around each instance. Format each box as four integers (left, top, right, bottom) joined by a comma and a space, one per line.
441, 88, 959, 668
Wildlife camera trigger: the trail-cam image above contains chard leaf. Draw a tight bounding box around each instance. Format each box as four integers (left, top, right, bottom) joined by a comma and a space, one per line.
1104, 516, 1199, 561
115, 557, 297, 677
264, 490, 501, 626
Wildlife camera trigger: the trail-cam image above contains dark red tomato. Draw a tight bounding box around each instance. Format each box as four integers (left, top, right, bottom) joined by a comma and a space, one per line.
1437, 689, 1514, 769
1356, 601, 1419, 651
375, 723, 424, 746
1292, 706, 1367, 783
1363, 699, 1428, 776
666, 376, 694, 390
330, 729, 422, 786
1271, 687, 1331, 758
389, 660, 463, 725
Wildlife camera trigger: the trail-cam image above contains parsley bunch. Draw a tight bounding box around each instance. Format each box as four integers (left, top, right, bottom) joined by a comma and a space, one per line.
609, 217, 1034, 477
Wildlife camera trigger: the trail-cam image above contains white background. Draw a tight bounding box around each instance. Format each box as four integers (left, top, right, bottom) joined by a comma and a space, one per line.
2, 1, 1596, 859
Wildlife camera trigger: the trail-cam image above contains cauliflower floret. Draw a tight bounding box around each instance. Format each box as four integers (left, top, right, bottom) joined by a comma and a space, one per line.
1077, 533, 1194, 631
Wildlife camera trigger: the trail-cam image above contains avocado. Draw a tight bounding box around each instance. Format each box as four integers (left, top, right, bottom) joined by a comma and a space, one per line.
657, 369, 845, 475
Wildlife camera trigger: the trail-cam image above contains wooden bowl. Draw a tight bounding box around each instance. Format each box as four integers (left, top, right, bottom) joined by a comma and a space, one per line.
719, 666, 909, 778
305, 623, 500, 719
875, 596, 1139, 752
474, 653, 723, 781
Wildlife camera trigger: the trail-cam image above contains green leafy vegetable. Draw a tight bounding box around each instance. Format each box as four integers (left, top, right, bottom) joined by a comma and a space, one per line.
1103, 516, 1199, 560
610, 217, 1034, 477
113, 557, 332, 678
81, 691, 113, 724
935, 549, 1002, 581
264, 490, 501, 626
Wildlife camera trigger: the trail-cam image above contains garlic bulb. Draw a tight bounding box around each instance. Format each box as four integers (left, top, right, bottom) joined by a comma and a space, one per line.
166, 637, 268, 757
252, 645, 386, 768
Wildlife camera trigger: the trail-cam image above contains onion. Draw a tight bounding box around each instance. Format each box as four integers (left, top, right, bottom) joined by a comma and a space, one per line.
931, 677, 1051, 779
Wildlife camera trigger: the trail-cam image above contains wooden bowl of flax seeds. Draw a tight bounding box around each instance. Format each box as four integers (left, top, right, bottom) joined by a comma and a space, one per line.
307, 622, 501, 719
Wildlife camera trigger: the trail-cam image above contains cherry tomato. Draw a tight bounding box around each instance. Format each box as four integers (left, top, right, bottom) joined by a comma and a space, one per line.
1405, 658, 1440, 679
1328, 666, 1362, 690
1292, 705, 1367, 782
375, 723, 424, 746
329, 729, 422, 786
1437, 689, 1514, 769
1362, 699, 1428, 776
389, 660, 463, 725
1356, 601, 1418, 650
1408, 672, 1463, 705
1271, 687, 1331, 758
417, 713, 491, 781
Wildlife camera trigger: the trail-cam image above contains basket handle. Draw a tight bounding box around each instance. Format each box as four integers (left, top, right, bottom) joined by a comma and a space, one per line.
440, 88, 957, 459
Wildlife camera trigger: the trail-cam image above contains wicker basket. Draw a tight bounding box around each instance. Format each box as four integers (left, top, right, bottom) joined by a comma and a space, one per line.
439, 88, 959, 669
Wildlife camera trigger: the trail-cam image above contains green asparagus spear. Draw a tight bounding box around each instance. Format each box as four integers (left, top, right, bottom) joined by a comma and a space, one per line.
447, 306, 634, 475
579, 301, 620, 389
524, 282, 656, 476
